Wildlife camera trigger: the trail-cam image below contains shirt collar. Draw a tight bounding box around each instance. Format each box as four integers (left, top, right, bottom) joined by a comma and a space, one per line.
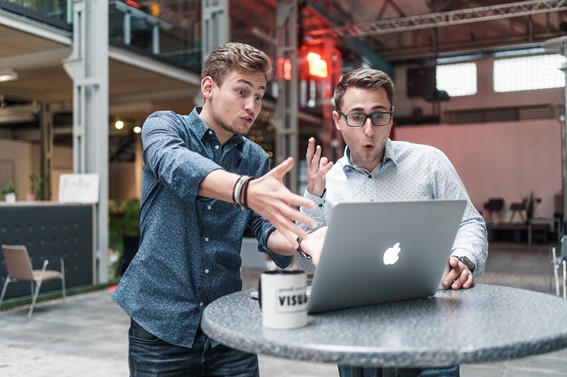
342, 139, 397, 174
191, 107, 245, 150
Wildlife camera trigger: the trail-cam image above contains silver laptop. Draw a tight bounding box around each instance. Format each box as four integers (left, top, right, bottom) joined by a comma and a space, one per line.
307, 199, 467, 314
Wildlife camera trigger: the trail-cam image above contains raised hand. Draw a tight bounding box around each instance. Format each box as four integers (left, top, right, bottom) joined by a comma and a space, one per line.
306, 137, 333, 197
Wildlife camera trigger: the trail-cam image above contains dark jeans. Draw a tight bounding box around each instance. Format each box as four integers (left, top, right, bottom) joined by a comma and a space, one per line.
338, 365, 459, 377
128, 320, 259, 377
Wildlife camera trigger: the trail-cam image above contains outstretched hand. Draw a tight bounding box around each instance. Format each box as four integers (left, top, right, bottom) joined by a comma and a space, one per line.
246, 157, 317, 248
300, 227, 327, 266
306, 137, 333, 197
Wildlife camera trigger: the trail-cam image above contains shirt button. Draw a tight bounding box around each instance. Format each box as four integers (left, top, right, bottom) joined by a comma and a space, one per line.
208, 130, 213, 135
368, 174, 372, 178
215, 145, 220, 150
204, 237, 209, 242
199, 302, 204, 307
207, 205, 212, 210
205, 269, 210, 274
318, 203, 323, 207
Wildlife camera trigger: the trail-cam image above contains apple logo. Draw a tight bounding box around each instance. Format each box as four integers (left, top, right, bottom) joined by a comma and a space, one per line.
383, 242, 401, 265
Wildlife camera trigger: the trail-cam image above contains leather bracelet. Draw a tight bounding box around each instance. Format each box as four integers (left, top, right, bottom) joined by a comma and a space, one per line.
232, 175, 250, 209
240, 177, 254, 210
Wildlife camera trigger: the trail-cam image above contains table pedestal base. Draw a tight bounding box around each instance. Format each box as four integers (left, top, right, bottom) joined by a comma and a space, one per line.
351, 367, 395, 377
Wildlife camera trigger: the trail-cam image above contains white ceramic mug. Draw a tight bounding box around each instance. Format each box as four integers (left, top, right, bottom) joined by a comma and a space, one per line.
259, 270, 308, 329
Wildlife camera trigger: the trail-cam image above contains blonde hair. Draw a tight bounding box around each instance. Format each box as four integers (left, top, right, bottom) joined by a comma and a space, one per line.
201, 42, 273, 86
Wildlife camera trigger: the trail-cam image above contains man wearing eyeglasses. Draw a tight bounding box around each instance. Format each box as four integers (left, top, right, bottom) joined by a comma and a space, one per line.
298, 68, 488, 377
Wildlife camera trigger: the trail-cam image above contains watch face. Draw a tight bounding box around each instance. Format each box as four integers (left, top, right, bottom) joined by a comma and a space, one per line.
460, 256, 475, 272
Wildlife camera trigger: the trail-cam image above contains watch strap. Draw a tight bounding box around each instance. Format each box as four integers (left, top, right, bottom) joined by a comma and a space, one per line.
458, 256, 475, 273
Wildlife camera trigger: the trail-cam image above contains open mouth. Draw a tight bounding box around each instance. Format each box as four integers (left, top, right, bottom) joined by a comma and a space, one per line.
241, 116, 254, 125
363, 143, 375, 152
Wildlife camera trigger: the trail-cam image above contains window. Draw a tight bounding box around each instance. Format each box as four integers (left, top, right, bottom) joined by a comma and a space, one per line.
436, 62, 477, 97
494, 54, 566, 92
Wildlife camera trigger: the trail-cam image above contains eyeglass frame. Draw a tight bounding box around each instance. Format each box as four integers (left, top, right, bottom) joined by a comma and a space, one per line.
337, 108, 395, 127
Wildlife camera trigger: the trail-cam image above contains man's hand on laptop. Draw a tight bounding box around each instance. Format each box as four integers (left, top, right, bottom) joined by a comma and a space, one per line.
441, 256, 474, 290
299, 227, 327, 266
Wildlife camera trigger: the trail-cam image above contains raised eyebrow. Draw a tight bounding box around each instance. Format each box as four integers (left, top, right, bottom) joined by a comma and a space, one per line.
370, 106, 390, 112
237, 78, 266, 93
346, 106, 389, 113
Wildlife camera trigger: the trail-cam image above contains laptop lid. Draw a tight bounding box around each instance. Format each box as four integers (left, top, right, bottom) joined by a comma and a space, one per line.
306, 199, 467, 314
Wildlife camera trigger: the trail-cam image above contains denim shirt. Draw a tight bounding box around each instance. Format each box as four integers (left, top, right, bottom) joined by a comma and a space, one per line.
113, 108, 291, 348
299, 139, 488, 277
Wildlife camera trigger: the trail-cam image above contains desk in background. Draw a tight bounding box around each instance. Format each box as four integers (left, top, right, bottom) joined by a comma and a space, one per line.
487, 223, 551, 245
202, 284, 567, 375
0, 202, 95, 299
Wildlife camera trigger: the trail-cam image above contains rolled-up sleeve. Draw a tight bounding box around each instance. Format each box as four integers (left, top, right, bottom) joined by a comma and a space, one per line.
142, 111, 222, 201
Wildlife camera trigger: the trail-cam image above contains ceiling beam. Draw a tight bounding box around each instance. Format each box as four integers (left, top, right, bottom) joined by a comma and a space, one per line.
307, 0, 567, 39
0, 47, 71, 69
109, 47, 201, 85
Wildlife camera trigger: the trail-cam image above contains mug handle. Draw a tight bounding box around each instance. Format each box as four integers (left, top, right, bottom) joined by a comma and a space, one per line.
258, 274, 263, 308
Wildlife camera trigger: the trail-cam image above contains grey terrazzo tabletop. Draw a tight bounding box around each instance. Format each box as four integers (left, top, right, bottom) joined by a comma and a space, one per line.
202, 284, 567, 368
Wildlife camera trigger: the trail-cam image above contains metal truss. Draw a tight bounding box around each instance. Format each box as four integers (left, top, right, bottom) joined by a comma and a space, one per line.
307, 0, 567, 39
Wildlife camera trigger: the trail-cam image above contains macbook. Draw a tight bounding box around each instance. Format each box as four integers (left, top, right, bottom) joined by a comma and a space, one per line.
307, 199, 467, 314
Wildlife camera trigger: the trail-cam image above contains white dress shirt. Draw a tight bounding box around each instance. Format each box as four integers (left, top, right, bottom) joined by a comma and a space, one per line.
299, 139, 488, 276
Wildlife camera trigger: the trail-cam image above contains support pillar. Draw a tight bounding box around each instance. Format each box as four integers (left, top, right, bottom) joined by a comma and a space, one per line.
39, 102, 53, 200
202, 0, 229, 67
275, 0, 299, 193
544, 36, 567, 234
63, 0, 109, 283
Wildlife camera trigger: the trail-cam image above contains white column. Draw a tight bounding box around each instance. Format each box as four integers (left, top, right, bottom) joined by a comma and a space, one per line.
63, 0, 109, 284
202, 0, 229, 67
275, 0, 298, 193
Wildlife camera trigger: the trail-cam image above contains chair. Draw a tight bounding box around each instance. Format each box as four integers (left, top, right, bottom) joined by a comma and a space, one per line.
551, 236, 567, 299
509, 199, 527, 224
0, 244, 66, 318
483, 198, 504, 223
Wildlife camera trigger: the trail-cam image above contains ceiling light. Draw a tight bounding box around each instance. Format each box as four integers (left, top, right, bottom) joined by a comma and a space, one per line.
115, 120, 124, 130
133, 126, 142, 134
0, 69, 18, 82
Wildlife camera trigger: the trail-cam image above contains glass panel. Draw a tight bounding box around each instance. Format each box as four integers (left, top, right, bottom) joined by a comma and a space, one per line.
109, 0, 201, 73
0, 0, 71, 26
436, 62, 477, 97
494, 54, 566, 92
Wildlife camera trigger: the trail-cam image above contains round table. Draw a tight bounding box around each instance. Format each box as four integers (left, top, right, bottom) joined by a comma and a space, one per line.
202, 284, 567, 372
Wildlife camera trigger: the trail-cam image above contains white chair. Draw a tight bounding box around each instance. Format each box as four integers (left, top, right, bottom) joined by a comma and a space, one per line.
0, 244, 66, 319
551, 236, 567, 299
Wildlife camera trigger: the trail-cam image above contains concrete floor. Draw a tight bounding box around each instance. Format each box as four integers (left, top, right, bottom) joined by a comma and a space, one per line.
1, 243, 567, 376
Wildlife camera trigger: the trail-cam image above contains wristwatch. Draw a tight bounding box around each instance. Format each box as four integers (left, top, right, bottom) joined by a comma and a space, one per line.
457, 256, 476, 273
296, 237, 312, 259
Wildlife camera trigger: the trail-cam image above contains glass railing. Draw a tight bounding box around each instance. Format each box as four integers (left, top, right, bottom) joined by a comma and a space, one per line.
0, 0, 202, 73
0, 0, 72, 29
109, 0, 202, 74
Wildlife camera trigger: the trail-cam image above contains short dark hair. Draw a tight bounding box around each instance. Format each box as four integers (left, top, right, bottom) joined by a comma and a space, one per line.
201, 42, 273, 86
333, 68, 394, 111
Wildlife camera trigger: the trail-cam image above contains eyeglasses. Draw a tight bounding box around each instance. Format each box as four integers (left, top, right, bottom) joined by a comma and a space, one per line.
337, 111, 393, 127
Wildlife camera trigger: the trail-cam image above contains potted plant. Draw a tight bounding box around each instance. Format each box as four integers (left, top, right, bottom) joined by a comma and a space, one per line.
120, 199, 141, 274
109, 199, 141, 276
2, 180, 16, 203
27, 173, 37, 201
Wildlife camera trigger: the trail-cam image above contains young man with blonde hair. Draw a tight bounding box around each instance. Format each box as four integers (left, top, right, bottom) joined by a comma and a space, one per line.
114, 42, 316, 377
